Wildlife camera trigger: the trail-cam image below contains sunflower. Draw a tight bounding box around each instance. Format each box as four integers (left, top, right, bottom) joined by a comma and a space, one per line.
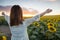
48, 26, 56, 32
47, 23, 54, 27
2, 36, 7, 40
33, 21, 40, 27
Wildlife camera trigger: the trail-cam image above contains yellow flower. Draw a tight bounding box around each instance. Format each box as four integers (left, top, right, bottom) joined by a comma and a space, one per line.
37, 24, 40, 27
54, 19, 56, 21
33, 21, 40, 27
47, 23, 54, 27
48, 26, 56, 32
2, 36, 7, 40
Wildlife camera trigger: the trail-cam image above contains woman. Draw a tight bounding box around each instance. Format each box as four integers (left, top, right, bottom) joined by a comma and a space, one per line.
2, 5, 52, 40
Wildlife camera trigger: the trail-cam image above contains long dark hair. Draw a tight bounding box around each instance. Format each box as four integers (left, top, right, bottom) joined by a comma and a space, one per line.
10, 5, 23, 26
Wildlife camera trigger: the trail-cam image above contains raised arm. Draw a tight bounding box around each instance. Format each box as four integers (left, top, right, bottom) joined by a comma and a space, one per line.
2, 12, 10, 24
24, 9, 52, 27
40, 9, 52, 17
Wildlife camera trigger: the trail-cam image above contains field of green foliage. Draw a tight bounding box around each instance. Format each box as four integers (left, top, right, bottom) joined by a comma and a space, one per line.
0, 16, 8, 26
0, 15, 60, 40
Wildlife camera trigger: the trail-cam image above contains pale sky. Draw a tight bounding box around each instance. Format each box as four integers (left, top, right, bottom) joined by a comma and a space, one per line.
0, 0, 60, 16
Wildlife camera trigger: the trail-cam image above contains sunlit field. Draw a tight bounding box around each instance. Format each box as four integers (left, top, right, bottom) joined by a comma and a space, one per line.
0, 15, 60, 40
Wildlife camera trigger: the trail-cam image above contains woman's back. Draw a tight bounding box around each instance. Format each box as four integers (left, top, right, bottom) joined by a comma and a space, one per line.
4, 15, 29, 40
9, 23, 29, 40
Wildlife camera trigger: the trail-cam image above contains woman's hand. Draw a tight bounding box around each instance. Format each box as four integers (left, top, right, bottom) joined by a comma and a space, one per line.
40, 9, 52, 17
45, 9, 52, 13
2, 12, 5, 15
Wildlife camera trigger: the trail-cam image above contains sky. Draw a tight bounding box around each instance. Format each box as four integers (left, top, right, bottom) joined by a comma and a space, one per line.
0, 0, 60, 16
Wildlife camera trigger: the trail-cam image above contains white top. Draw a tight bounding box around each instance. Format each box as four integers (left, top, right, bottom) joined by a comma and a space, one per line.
4, 14, 40, 40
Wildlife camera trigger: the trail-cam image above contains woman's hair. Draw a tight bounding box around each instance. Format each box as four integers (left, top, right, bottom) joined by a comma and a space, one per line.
10, 5, 23, 26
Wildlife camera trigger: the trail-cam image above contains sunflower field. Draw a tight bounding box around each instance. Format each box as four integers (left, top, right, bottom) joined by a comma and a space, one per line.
0, 15, 60, 40
27, 15, 60, 40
